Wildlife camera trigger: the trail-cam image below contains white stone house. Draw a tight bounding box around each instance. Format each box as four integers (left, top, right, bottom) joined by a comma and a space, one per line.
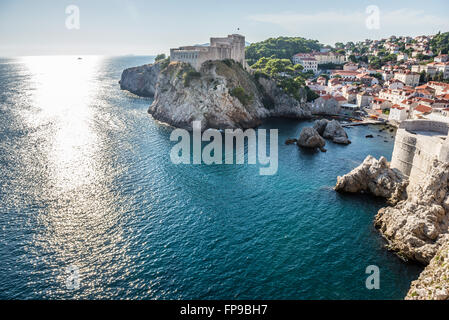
389, 105, 408, 122
394, 71, 420, 87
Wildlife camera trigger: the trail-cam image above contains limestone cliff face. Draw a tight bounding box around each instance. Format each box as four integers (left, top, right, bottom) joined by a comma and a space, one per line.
121, 59, 310, 130
120, 62, 162, 97
375, 160, 449, 264
149, 60, 311, 130
406, 240, 449, 300
256, 77, 310, 119
149, 61, 261, 130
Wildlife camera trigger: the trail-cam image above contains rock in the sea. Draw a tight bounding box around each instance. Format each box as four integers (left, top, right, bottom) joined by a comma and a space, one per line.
313, 119, 351, 145
375, 160, 449, 264
366, 135, 374, 138
406, 240, 449, 300
334, 155, 408, 204
120, 62, 162, 97
313, 119, 328, 136
322, 120, 351, 145
297, 127, 326, 151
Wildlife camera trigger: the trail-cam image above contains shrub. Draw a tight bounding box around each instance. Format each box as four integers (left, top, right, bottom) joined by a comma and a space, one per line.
230, 87, 253, 106
158, 57, 170, 70
223, 59, 234, 67
183, 70, 201, 87
155, 53, 166, 61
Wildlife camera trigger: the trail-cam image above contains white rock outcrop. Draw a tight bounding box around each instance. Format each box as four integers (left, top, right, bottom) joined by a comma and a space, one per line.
375, 160, 449, 264
334, 155, 408, 203
406, 240, 449, 300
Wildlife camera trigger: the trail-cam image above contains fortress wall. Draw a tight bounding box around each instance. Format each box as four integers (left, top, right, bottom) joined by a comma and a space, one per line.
171, 34, 246, 71
391, 130, 418, 177
391, 120, 449, 186
399, 119, 449, 135
407, 134, 443, 185
170, 48, 202, 70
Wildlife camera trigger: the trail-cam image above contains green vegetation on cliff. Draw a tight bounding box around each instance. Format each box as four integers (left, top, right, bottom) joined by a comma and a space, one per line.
155, 53, 166, 62
230, 87, 253, 106
251, 57, 318, 102
245, 37, 322, 65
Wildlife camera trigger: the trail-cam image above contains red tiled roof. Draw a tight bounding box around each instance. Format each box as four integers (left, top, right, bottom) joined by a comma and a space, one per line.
414, 97, 434, 103
414, 104, 433, 113
321, 95, 334, 100
391, 104, 405, 110
331, 70, 360, 76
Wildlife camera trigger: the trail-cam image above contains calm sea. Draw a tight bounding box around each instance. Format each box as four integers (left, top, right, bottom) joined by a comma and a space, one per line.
0, 56, 422, 299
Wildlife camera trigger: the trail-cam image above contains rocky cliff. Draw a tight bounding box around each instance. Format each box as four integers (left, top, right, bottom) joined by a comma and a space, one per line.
375, 160, 449, 264
336, 156, 449, 299
120, 62, 163, 97
120, 59, 311, 130
335, 156, 407, 204
406, 241, 449, 300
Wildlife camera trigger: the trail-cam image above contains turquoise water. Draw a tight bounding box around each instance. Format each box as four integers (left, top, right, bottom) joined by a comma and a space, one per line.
0, 56, 422, 300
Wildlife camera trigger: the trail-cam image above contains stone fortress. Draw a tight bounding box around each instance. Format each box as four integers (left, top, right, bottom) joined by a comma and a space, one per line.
391, 119, 449, 185
170, 34, 246, 71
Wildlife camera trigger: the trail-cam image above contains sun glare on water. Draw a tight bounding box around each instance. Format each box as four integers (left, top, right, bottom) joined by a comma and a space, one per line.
23, 55, 101, 192
16, 56, 130, 298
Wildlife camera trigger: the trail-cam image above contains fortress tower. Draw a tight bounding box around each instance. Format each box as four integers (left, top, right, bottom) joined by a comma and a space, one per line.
170, 34, 246, 71
391, 119, 449, 185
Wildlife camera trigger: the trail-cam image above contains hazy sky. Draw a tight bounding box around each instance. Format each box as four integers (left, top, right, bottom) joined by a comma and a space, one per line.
1, 0, 448, 56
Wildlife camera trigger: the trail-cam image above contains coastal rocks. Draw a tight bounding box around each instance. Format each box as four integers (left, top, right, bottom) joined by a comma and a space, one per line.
297, 127, 326, 152
313, 119, 328, 136
285, 139, 297, 145
374, 160, 449, 264
335, 151, 449, 299
120, 62, 162, 97
313, 119, 351, 145
334, 155, 408, 204
147, 60, 310, 130
406, 240, 449, 300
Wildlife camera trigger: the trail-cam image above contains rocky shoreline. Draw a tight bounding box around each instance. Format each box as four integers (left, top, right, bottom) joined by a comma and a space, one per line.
336, 156, 449, 299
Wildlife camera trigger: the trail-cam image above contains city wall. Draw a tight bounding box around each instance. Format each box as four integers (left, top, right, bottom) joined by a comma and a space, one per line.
391, 120, 449, 186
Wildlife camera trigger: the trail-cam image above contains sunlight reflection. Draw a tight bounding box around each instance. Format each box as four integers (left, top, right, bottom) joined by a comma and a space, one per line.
21, 56, 131, 297
23, 55, 101, 192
